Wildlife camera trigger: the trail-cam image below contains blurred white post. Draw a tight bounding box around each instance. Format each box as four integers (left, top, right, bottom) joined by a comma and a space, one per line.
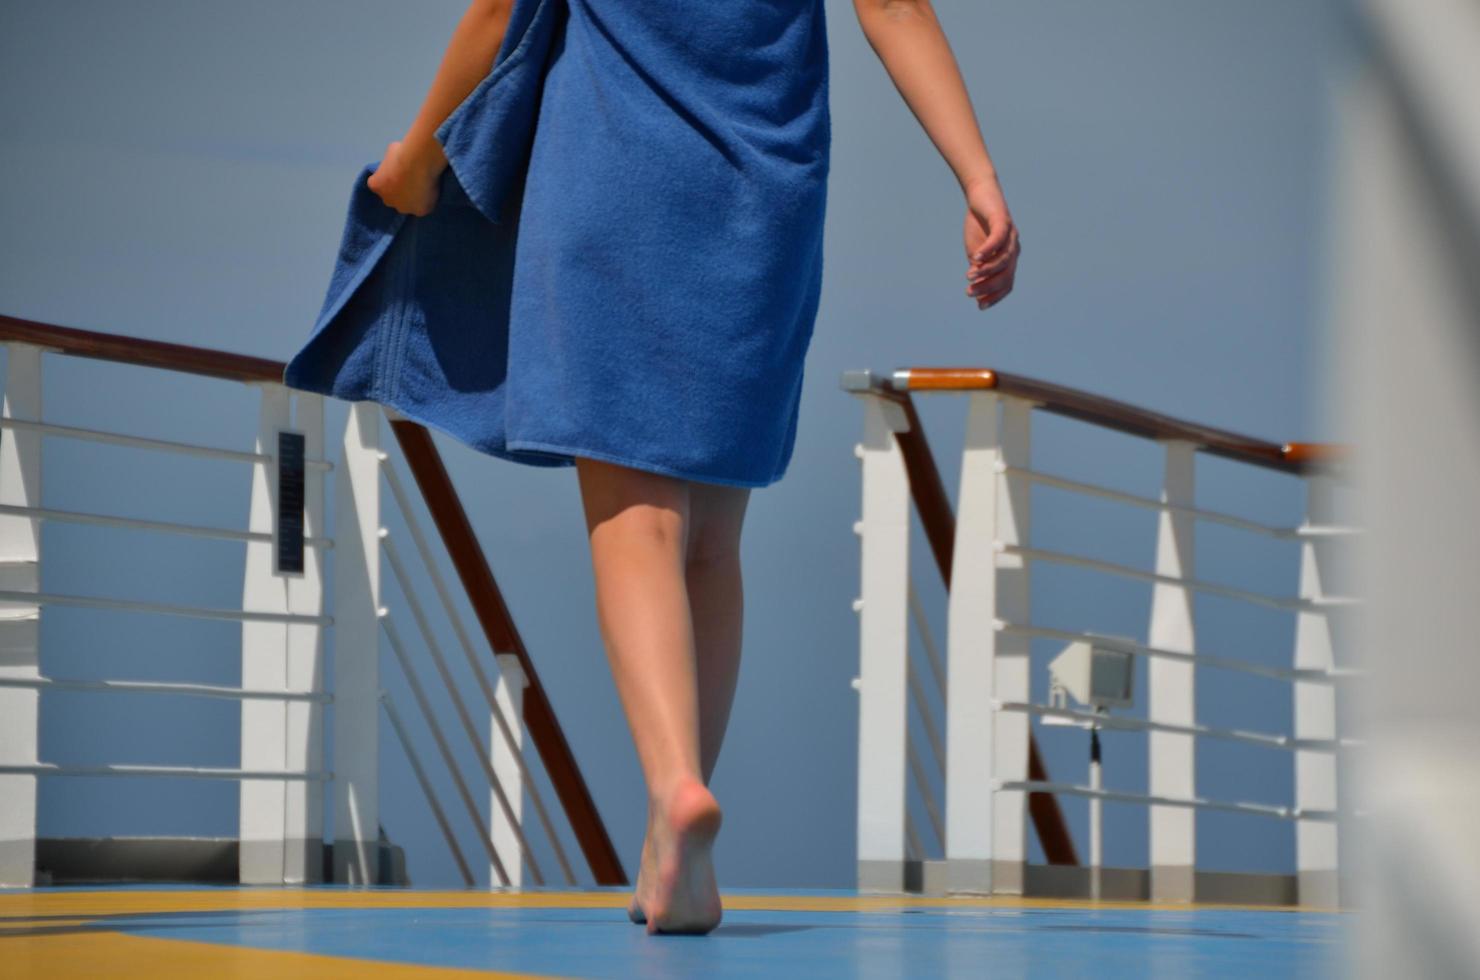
240, 383, 292, 883
1148, 440, 1197, 902
1293, 474, 1338, 907
946, 391, 1030, 895
285, 392, 327, 882
0, 343, 42, 887
852, 393, 912, 892
491, 652, 527, 888
1334, 1, 1480, 973
333, 402, 382, 884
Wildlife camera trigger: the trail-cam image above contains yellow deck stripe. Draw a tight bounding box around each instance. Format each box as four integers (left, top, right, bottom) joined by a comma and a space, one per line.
2, 930, 552, 980
0, 888, 1338, 918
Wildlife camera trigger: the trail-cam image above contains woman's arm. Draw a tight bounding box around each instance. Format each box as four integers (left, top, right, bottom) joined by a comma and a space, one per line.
853, 0, 1020, 310
368, 0, 515, 216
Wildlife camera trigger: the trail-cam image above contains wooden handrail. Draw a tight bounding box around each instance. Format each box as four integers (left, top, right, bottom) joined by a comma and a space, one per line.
0, 313, 286, 384
0, 313, 626, 885
887, 367, 1349, 475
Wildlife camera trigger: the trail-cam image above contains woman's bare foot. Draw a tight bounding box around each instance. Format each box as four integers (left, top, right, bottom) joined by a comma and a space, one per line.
643, 777, 723, 935
627, 819, 656, 924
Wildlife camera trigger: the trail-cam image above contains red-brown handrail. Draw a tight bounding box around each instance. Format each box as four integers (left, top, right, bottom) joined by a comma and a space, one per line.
889, 367, 1349, 475
0, 312, 627, 885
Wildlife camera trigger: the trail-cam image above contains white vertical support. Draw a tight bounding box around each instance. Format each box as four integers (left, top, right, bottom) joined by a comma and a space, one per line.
944, 391, 1008, 894
285, 392, 327, 882
333, 401, 382, 884
491, 652, 527, 888
1148, 440, 1198, 902
989, 397, 1032, 894
1294, 474, 1338, 907
0, 343, 42, 887
240, 383, 292, 883
852, 394, 912, 892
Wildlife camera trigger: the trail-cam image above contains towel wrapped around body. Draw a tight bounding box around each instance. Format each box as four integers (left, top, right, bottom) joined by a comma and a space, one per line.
283, 0, 831, 488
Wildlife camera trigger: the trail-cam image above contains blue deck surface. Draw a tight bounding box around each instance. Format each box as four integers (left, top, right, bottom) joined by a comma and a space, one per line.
1, 886, 1347, 978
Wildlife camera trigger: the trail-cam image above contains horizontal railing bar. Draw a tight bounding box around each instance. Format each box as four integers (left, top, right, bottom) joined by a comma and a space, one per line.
995, 701, 1355, 751
0, 501, 332, 549
995, 780, 1335, 822
1293, 524, 1363, 538
998, 464, 1294, 540
1, 763, 330, 781
0, 417, 331, 470
0, 676, 332, 703
0, 588, 333, 626
996, 621, 1354, 684
999, 543, 1362, 614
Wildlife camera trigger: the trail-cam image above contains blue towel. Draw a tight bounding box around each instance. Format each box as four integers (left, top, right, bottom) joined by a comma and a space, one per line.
283, 0, 831, 488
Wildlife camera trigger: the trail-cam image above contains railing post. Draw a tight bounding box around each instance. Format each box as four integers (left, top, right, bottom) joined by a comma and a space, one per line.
1148, 439, 1198, 902
286, 392, 327, 882
991, 397, 1033, 894
491, 652, 527, 887
945, 391, 1031, 895
0, 343, 42, 887
852, 393, 912, 892
240, 383, 292, 883
333, 402, 383, 884
1294, 474, 1338, 906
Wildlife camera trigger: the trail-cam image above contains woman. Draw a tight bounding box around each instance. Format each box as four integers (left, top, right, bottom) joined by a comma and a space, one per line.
362, 0, 1019, 936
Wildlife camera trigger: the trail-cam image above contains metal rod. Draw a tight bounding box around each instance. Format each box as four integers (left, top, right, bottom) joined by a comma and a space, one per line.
381, 690, 476, 887
1089, 726, 1102, 902
906, 577, 948, 700
0, 501, 332, 549
998, 621, 1361, 684
999, 463, 1294, 540
0, 588, 333, 626
905, 656, 946, 775
380, 456, 575, 884
906, 735, 945, 850
381, 611, 513, 886
996, 700, 1354, 752
995, 779, 1334, 822
0, 415, 331, 469
994, 544, 1355, 615
0, 676, 332, 703
904, 810, 925, 864
382, 533, 545, 885
1, 763, 329, 781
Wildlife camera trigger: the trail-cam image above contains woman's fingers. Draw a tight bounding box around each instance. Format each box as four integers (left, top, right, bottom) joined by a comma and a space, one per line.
965, 240, 1018, 310
969, 227, 1019, 280
966, 264, 1013, 299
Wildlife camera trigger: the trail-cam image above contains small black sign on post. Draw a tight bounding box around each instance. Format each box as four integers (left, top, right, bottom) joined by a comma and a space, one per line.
276, 429, 306, 576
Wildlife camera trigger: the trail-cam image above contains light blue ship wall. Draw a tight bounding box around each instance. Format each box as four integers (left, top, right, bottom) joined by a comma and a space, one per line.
0, 0, 1345, 887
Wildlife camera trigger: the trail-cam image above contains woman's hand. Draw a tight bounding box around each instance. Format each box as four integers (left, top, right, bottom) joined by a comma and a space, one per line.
367, 139, 445, 217
963, 175, 1020, 310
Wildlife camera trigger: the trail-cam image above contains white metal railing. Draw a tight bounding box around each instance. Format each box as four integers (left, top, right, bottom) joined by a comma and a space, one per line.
0, 337, 589, 889
844, 368, 1357, 906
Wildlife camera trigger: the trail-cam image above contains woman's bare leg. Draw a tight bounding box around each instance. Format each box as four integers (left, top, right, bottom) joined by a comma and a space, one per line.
574, 457, 736, 934
628, 478, 751, 923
